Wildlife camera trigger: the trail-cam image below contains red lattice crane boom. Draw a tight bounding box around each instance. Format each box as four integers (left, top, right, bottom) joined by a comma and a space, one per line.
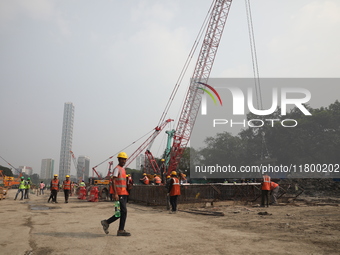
167, 0, 233, 174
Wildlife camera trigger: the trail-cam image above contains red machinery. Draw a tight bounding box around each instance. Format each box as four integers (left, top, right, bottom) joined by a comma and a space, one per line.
167, 0, 233, 174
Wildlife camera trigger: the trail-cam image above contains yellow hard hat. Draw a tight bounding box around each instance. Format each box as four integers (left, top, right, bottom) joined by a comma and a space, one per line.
166, 175, 171, 179
117, 152, 128, 159
54, 174, 58, 177
161, 159, 165, 162
183, 174, 186, 177
126, 174, 130, 177
171, 171, 177, 176
66, 175, 70, 178
143, 173, 147, 176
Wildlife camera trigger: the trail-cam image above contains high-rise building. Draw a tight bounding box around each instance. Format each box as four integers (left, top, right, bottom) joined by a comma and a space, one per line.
59, 102, 75, 179
136, 154, 145, 170
19, 166, 33, 176
77, 156, 90, 181
40, 159, 55, 179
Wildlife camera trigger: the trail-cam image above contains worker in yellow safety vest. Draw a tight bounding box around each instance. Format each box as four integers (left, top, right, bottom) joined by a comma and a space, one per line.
14, 176, 26, 200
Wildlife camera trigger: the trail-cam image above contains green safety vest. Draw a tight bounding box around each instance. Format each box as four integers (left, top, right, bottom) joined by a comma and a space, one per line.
19, 180, 26, 189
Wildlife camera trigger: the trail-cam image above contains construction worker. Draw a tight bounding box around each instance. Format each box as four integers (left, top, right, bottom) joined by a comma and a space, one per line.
79, 180, 86, 187
24, 177, 31, 199
154, 174, 161, 185
180, 173, 187, 184
39, 181, 45, 195
50, 174, 60, 203
101, 152, 131, 236
126, 174, 134, 203
270, 181, 280, 205
139, 173, 149, 185
168, 171, 181, 213
63, 175, 71, 203
165, 175, 171, 210
261, 174, 271, 207
14, 176, 25, 200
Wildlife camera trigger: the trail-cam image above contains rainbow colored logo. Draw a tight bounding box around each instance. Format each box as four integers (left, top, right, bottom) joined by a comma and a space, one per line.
197, 82, 223, 115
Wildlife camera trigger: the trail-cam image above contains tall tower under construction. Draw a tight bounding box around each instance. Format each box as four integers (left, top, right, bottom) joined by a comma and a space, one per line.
59, 102, 75, 179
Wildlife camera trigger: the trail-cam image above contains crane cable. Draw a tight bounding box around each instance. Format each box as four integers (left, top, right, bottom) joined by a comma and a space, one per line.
245, 0, 263, 110
157, 0, 215, 127
92, 128, 154, 168
245, 0, 270, 159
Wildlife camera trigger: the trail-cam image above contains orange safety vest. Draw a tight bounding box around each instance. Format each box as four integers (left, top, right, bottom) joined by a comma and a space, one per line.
170, 177, 181, 196
63, 180, 71, 190
141, 176, 149, 185
270, 182, 279, 190
154, 176, 161, 184
109, 165, 129, 195
261, 175, 271, 190
51, 179, 59, 190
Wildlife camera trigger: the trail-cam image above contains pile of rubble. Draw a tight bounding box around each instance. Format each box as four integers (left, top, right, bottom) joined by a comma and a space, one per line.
280, 178, 340, 197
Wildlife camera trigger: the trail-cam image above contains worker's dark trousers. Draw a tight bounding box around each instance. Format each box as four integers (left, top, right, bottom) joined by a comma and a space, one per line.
107, 195, 127, 231
14, 189, 24, 200
64, 189, 70, 202
261, 190, 270, 207
51, 189, 58, 202
170, 195, 178, 212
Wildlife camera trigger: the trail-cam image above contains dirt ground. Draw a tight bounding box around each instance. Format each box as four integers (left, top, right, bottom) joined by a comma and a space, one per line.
1, 189, 340, 255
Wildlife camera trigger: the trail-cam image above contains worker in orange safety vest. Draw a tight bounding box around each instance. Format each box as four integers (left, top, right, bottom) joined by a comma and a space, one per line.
270, 181, 279, 205
261, 174, 271, 207
168, 171, 181, 213
140, 173, 149, 185
101, 152, 131, 236
154, 175, 161, 185
62, 175, 71, 203
50, 174, 60, 203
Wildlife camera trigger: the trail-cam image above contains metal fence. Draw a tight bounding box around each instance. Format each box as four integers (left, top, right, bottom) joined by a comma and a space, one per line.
129, 183, 263, 206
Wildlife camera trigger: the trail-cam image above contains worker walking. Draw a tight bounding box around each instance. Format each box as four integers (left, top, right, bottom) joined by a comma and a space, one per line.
50, 174, 60, 203
39, 181, 45, 195
168, 171, 181, 213
101, 152, 131, 236
270, 181, 280, 205
139, 173, 149, 185
14, 176, 26, 200
63, 175, 71, 203
261, 174, 271, 207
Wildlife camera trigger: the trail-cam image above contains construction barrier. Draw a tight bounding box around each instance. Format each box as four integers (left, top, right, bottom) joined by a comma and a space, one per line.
88, 186, 99, 202
78, 186, 87, 200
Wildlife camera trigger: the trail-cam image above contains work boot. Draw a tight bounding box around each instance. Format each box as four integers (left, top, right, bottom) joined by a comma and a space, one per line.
117, 230, 131, 236
101, 220, 109, 234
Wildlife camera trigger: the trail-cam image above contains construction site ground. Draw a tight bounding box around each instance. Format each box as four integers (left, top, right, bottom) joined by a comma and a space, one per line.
1, 189, 340, 255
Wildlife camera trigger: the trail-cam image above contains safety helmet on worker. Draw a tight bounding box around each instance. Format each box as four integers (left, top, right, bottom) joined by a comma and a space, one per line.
27, 177, 30, 180
171, 171, 177, 176
126, 174, 130, 177
161, 159, 165, 162
166, 175, 171, 179
21, 176, 24, 179
143, 173, 147, 176
54, 174, 58, 177
117, 152, 128, 159
66, 175, 70, 178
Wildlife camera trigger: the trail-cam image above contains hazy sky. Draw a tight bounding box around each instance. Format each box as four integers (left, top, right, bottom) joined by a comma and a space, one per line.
1, 0, 339, 176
